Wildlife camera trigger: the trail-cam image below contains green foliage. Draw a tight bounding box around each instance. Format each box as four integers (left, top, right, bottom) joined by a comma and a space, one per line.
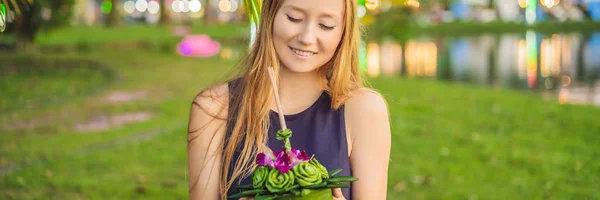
309, 158, 329, 179
292, 162, 323, 187
276, 129, 292, 141
253, 166, 270, 188
40, 0, 76, 29
227, 189, 268, 199
1, 0, 75, 49
327, 169, 342, 177
1, 0, 75, 31
327, 176, 358, 183
265, 168, 295, 193
368, 6, 414, 41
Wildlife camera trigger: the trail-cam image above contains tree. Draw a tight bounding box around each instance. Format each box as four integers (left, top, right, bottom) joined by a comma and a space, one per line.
204, 0, 213, 24
13, 1, 41, 50
107, 0, 120, 26
159, 0, 169, 25
2, 0, 75, 51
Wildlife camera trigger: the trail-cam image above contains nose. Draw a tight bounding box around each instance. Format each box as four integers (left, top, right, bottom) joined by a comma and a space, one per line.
297, 24, 316, 45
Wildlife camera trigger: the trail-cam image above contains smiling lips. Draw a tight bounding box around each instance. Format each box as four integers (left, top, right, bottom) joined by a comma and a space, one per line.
290, 46, 317, 57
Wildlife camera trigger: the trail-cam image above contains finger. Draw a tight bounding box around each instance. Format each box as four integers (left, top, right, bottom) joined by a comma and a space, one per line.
332, 188, 343, 198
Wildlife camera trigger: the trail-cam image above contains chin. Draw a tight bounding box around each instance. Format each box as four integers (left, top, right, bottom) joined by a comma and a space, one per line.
281, 62, 321, 73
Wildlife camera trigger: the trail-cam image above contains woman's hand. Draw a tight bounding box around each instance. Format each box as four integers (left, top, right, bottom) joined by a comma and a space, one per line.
332, 188, 346, 200
239, 197, 254, 200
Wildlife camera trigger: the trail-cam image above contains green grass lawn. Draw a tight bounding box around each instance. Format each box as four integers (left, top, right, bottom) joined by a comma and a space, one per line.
372, 78, 600, 199
0, 50, 238, 199
1, 26, 600, 199
0, 57, 115, 114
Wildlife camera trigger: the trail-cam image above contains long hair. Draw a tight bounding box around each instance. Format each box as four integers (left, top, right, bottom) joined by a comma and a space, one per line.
190, 0, 363, 198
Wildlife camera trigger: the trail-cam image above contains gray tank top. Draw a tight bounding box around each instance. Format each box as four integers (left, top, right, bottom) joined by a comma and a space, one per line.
225, 78, 352, 199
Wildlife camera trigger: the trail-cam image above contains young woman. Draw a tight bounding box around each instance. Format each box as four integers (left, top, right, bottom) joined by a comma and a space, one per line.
187, 0, 391, 199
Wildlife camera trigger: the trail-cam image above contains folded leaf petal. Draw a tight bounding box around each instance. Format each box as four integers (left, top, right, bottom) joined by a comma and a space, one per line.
256, 153, 274, 167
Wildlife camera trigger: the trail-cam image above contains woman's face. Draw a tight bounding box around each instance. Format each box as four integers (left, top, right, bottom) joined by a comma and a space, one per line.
272, 0, 345, 73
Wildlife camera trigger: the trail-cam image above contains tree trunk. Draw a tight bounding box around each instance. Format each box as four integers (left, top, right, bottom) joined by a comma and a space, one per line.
204, 0, 213, 24
159, 0, 169, 25
107, 0, 120, 27
15, 1, 41, 51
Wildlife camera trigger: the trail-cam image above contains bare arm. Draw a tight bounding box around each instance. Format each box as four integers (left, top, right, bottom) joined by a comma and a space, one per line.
345, 90, 392, 200
188, 85, 229, 200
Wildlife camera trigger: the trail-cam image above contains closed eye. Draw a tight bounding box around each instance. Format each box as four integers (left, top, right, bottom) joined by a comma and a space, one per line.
286, 15, 302, 23
319, 24, 335, 30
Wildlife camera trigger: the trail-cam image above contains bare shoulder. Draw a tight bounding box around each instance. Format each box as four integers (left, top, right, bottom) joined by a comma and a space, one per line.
344, 88, 389, 116
344, 88, 390, 143
191, 83, 230, 119
188, 83, 230, 134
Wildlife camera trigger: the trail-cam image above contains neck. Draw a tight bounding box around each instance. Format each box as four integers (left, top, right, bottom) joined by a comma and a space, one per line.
270, 66, 324, 115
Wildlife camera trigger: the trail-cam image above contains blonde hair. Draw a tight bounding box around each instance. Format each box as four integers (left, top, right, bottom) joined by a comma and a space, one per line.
190, 0, 363, 198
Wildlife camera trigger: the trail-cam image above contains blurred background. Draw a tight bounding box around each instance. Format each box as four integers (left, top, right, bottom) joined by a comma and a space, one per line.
1, 0, 600, 199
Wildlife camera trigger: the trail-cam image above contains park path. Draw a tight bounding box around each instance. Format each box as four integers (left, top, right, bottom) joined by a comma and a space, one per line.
0, 89, 170, 175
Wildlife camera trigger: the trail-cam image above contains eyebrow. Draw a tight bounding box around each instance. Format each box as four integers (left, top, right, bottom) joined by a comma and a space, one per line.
283, 5, 341, 21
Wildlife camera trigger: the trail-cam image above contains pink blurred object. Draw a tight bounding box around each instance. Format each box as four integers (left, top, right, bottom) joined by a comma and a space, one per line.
177, 34, 221, 57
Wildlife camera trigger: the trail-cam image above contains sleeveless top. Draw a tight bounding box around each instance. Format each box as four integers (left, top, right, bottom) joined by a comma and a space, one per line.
225, 78, 353, 199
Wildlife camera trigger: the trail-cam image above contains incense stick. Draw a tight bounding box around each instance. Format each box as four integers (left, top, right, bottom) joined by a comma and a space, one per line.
267, 67, 287, 130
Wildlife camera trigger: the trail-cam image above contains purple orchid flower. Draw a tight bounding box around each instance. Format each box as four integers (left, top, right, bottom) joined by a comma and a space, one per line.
255, 146, 314, 174
274, 149, 294, 173
256, 153, 275, 167
256, 145, 276, 167
289, 148, 313, 162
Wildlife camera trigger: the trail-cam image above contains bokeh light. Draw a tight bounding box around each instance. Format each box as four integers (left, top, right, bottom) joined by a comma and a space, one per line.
405, 0, 420, 8
540, 0, 560, 8
357, 5, 367, 19
526, 0, 537, 25
190, 7, 205, 18
124, 1, 136, 14
365, 0, 379, 10
219, 0, 232, 12
189, 0, 202, 12
172, 0, 182, 13
518, 0, 528, 8
135, 0, 149, 12
229, 0, 239, 12
181, 0, 190, 13
405, 40, 437, 77
526, 30, 538, 88
367, 42, 380, 77
147, 1, 160, 14
220, 47, 233, 60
